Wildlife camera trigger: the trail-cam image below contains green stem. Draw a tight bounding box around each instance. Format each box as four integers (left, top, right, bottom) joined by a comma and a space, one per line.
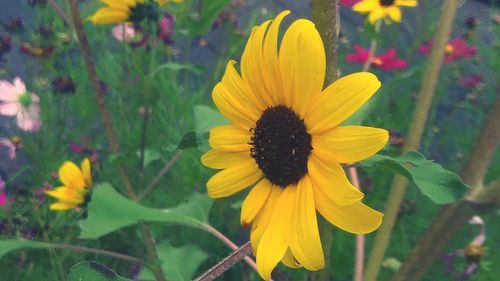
362, 21, 381, 72
67, 2, 167, 280
363, 1, 460, 280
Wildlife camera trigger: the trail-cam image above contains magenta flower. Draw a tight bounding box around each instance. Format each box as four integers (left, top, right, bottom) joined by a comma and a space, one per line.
418, 38, 477, 64
0, 77, 42, 132
158, 13, 175, 45
346, 45, 407, 71
458, 74, 482, 89
340, 0, 362, 7
0, 137, 16, 159
0, 177, 7, 206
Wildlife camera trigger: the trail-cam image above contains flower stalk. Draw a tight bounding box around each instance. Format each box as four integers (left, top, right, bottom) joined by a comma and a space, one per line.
311, 0, 339, 280
364, 1, 460, 280
67, 1, 167, 280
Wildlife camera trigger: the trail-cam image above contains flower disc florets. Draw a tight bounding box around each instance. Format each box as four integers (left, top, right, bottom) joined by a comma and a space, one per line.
250, 105, 312, 187
379, 0, 396, 6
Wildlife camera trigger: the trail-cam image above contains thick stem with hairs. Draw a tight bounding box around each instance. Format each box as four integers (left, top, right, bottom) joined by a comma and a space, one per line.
364, 1, 460, 280
311, 0, 339, 280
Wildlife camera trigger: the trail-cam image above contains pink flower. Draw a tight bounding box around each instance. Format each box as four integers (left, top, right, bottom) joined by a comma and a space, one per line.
158, 13, 176, 45
111, 24, 136, 42
340, 0, 362, 6
0, 77, 42, 132
0, 177, 6, 206
0, 137, 16, 159
346, 45, 407, 71
418, 38, 477, 64
458, 74, 482, 89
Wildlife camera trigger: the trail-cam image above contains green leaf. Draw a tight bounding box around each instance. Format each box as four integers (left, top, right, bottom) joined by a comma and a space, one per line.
194, 105, 228, 135
0, 240, 50, 259
177, 132, 198, 149
360, 151, 469, 204
80, 183, 213, 239
67, 261, 132, 281
187, 0, 231, 36
152, 63, 206, 77
139, 241, 208, 281
136, 149, 161, 167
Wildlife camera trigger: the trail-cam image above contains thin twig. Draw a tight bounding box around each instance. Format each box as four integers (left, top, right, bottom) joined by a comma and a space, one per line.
194, 242, 253, 281
364, 1, 460, 280
199, 223, 266, 278
47, 0, 72, 28
138, 149, 184, 201
48, 243, 145, 264
67, 2, 167, 280
348, 166, 364, 281
362, 21, 382, 72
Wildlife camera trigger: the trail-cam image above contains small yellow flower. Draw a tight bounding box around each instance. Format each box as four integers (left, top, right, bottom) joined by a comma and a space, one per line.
45, 159, 93, 211
353, 0, 417, 24
201, 10, 388, 280
89, 0, 183, 25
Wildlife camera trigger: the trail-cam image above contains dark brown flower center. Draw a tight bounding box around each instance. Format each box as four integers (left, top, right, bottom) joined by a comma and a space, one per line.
379, 0, 396, 6
250, 105, 312, 187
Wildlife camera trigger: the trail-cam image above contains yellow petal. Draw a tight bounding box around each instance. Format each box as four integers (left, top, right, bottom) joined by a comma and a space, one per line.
314, 185, 383, 234
387, 7, 402, 22
201, 149, 250, 169
306, 72, 381, 135
221, 60, 264, 112
395, 0, 418, 7
212, 83, 259, 130
100, 0, 130, 9
307, 152, 364, 206
241, 179, 272, 227
89, 7, 129, 25
282, 248, 301, 269
208, 125, 252, 152
368, 8, 387, 24
250, 186, 282, 254
279, 19, 325, 117
81, 158, 92, 188
45, 186, 84, 204
240, 20, 277, 107
313, 126, 388, 163
256, 187, 296, 280
262, 11, 290, 105
290, 176, 324, 270
207, 159, 262, 198
49, 202, 78, 211
353, 0, 378, 12
59, 161, 86, 191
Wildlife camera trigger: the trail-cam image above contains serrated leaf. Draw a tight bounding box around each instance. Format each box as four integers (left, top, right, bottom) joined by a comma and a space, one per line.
0, 240, 49, 259
194, 105, 228, 134
138, 241, 208, 281
79, 183, 213, 239
67, 261, 131, 281
360, 151, 469, 204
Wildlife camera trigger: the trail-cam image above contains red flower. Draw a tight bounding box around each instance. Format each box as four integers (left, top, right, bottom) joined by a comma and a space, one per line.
458, 74, 482, 89
346, 45, 407, 71
340, 0, 362, 7
418, 38, 477, 64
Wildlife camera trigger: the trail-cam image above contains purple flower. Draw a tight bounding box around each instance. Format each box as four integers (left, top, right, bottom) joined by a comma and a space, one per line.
0, 176, 7, 206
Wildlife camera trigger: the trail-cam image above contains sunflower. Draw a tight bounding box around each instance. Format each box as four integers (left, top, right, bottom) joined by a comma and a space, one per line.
201, 10, 388, 280
353, 0, 418, 24
45, 159, 93, 211
89, 0, 182, 25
